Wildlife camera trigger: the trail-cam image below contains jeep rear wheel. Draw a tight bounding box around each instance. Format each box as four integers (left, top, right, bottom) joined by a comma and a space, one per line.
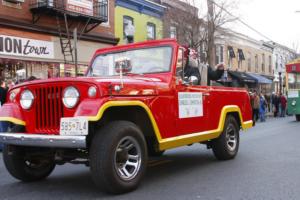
296, 115, 300, 122
90, 121, 147, 194
211, 115, 239, 160
3, 145, 55, 182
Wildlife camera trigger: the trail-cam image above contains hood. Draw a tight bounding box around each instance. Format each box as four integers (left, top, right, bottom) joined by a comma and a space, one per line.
12, 76, 161, 96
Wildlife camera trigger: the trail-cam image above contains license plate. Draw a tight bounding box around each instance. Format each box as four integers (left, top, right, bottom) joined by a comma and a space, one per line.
60, 117, 88, 136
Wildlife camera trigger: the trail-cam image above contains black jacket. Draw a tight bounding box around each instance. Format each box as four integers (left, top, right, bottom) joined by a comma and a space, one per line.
207, 66, 224, 85
184, 64, 224, 85
0, 87, 7, 105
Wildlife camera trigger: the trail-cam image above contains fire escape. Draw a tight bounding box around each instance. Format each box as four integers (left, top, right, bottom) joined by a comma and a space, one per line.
29, 0, 108, 64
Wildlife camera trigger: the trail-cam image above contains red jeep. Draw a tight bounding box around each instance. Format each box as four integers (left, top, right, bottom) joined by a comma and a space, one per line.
0, 39, 252, 194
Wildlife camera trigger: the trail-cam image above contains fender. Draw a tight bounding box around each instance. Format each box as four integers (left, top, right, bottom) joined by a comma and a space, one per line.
0, 103, 26, 126
74, 99, 107, 118
85, 101, 252, 151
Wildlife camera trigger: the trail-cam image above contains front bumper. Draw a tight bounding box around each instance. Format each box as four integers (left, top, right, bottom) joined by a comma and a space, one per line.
0, 133, 86, 148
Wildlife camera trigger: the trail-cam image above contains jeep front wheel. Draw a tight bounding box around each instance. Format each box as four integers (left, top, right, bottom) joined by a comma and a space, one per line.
90, 121, 147, 194
211, 115, 239, 160
3, 145, 55, 182
296, 114, 300, 122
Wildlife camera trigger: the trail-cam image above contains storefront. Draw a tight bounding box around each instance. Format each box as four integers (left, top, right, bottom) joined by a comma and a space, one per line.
0, 27, 111, 83
247, 73, 273, 96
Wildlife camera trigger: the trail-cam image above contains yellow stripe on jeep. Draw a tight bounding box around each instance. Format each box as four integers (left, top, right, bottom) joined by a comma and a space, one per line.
0, 117, 26, 126
88, 102, 252, 151
159, 106, 253, 150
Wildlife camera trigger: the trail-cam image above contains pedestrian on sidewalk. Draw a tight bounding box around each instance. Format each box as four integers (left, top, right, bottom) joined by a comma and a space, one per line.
273, 92, 280, 117
251, 90, 260, 123
280, 93, 287, 117
271, 92, 275, 116
259, 93, 267, 122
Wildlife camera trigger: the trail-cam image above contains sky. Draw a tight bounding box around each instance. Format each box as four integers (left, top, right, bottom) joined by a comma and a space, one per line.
195, 0, 300, 52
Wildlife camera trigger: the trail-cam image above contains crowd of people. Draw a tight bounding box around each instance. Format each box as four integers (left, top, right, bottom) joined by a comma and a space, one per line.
250, 90, 288, 125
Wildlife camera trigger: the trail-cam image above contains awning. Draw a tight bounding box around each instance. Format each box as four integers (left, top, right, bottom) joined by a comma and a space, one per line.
247, 73, 273, 84
228, 71, 257, 84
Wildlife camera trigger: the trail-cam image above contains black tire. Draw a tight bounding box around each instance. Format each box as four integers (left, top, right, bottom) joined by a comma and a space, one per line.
3, 145, 55, 182
90, 121, 147, 194
211, 115, 239, 160
296, 115, 300, 122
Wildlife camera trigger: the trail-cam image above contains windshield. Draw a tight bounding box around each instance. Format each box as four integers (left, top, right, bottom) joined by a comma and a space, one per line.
88, 46, 172, 77
288, 73, 300, 90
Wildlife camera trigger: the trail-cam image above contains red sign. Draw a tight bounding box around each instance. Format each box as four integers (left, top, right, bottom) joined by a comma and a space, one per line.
66, 0, 93, 16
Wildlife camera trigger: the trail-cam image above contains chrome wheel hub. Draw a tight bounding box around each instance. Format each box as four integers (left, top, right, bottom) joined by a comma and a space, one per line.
114, 136, 142, 181
226, 124, 237, 151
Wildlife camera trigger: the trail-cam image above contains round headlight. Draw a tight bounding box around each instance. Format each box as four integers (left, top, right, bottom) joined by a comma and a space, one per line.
20, 90, 34, 110
9, 92, 16, 102
63, 86, 80, 108
88, 86, 97, 97
292, 100, 297, 106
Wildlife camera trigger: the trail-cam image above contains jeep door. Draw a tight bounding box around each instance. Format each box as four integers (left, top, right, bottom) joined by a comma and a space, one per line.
174, 84, 211, 136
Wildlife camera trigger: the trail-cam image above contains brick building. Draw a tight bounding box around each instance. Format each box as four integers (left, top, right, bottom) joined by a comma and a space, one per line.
0, 0, 118, 81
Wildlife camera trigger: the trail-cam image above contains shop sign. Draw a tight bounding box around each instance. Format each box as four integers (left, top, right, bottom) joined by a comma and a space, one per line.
0, 35, 54, 59
67, 0, 93, 16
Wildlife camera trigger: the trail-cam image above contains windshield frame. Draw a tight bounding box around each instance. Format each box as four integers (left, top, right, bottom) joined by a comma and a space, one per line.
87, 45, 174, 77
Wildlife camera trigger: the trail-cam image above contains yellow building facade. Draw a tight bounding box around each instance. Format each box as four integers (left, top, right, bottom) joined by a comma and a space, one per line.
115, 0, 164, 45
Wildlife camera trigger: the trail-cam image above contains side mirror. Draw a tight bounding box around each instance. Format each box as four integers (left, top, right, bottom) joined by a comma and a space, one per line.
115, 57, 132, 73
189, 76, 199, 85
182, 76, 199, 85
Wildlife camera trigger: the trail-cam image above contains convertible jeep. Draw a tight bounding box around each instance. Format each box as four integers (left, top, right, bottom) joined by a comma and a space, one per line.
0, 39, 253, 194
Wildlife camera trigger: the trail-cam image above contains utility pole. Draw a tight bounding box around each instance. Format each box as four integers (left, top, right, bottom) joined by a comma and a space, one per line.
73, 28, 78, 77
207, 0, 216, 66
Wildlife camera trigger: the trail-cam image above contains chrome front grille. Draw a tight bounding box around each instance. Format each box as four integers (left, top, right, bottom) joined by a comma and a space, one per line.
35, 86, 64, 133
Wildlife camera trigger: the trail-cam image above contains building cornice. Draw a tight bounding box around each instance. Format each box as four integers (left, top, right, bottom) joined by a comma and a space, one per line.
116, 0, 165, 18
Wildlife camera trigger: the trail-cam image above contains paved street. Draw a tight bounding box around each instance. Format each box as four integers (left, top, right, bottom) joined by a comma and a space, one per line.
1, 116, 300, 200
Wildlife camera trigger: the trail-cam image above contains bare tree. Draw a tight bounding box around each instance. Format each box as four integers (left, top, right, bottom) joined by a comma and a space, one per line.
158, 0, 238, 65
206, 0, 239, 66
160, 0, 205, 49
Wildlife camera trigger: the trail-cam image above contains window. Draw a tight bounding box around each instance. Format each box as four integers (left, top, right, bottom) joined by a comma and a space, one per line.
147, 23, 156, 40
215, 45, 224, 65
228, 46, 235, 58
255, 55, 258, 72
237, 49, 245, 61
123, 16, 134, 40
100, 0, 109, 26
269, 55, 272, 73
227, 46, 235, 69
247, 52, 252, 72
170, 26, 177, 39
275, 54, 278, 70
262, 54, 265, 73
237, 49, 245, 69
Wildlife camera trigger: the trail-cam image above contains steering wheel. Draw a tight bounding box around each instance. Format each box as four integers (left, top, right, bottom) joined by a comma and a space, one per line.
147, 67, 165, 73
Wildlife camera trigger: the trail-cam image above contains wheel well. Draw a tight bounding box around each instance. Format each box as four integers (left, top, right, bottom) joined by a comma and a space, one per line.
227, 112, 241, 128
89, 106, 159, 151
